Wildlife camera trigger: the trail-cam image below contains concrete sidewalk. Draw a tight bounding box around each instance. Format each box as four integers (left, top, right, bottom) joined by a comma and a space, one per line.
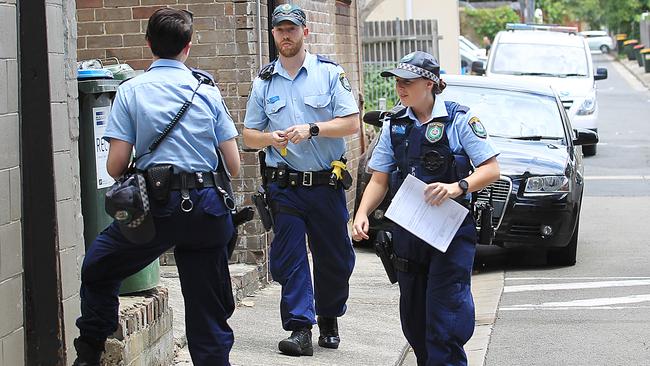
170, 249, 504, 366
615, 54, 650, 89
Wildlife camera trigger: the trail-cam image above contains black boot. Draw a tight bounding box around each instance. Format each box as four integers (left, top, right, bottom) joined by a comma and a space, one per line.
72, 336, 104, 366
317, 316, 340, 349
278, 328, 313, 356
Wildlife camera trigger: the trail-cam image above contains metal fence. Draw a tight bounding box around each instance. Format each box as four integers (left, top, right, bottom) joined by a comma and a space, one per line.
361, 18, 439, 111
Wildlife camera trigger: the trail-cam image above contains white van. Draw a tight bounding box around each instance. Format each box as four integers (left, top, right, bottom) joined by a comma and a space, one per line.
473, 24, 608, 155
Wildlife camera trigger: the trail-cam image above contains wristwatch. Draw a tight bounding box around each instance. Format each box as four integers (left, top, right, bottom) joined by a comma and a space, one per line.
458, 179, 469, 195
309, 123, 319, 138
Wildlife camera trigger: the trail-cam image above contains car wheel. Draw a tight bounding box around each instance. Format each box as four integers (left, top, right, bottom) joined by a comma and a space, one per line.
600, 45, 610, 54
583, 144, 597, 156
547, 219, 578, 266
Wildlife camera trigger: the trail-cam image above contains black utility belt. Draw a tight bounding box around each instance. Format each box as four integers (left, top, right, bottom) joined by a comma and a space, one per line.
169, 171, 217, 190
265, 167, 334, 187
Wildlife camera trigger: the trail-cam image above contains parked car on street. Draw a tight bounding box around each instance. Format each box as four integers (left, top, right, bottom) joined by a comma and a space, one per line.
355, 75, 598, 266
579, 30, 615, 54
472, 23, 607, 156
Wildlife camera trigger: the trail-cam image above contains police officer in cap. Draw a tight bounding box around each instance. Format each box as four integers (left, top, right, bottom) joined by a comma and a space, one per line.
243, 3, 360, 357
73, 8, 240, 366
352, 51, 500, 365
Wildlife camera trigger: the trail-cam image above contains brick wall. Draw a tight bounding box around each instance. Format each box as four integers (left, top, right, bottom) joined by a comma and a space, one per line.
75, 0, 363, 269
0, 0, 25, 364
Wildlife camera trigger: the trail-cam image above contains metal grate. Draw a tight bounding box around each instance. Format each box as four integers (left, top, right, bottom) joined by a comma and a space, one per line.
509, 224, 540, 237
476, 177, 512, 230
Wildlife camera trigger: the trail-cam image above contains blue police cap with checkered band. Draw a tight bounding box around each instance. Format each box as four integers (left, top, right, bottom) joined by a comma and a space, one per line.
381, 51, 441, 83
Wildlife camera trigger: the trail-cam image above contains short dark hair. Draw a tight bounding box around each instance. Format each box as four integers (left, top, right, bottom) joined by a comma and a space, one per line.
145, 8, 193, 59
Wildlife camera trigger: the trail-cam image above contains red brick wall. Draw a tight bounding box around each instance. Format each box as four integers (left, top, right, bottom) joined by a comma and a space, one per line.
75, 0, 363, 266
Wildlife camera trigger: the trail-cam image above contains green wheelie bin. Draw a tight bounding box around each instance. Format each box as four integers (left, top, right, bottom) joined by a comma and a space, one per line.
77, 68, 159, 295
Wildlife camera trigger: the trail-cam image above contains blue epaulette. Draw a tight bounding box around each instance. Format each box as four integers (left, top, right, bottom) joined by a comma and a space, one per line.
316, 54, 339, 66
191, 68, 216, 86
258, 60, 277, 80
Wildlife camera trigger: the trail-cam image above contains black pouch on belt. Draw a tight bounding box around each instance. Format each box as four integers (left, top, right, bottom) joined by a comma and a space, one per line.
276, 163, 289, 188
145, 164, 173, 203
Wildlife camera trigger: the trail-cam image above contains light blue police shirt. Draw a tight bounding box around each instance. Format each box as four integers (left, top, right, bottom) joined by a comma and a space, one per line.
368, 94, 499, 174
244, 52, 359, 171
103, 59, 238, 173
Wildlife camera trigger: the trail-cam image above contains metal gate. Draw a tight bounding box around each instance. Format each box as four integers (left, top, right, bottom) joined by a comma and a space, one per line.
362, 18, 439, 111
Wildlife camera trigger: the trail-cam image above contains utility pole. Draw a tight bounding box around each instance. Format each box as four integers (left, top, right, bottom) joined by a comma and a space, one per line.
519, 0, 536, 23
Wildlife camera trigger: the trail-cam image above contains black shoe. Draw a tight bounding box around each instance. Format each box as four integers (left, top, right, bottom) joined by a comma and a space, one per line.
278, 329, 313, 356
72, 337, 104, 366
317, 316, 340, 349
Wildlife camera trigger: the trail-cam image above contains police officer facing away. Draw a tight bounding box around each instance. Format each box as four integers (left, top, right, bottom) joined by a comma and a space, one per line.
352, 51, 500, 365
243, 3, 360, 357
73, 8, 240, 366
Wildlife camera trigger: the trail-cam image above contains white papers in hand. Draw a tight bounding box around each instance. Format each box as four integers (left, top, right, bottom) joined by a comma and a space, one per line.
385, 174, 469, 253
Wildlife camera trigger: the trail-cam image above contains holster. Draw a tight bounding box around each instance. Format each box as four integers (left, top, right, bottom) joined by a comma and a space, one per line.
475, 201, 494, 245
374, 230, 398, 284
145, 164, 173, 203
253, 187, 273, 231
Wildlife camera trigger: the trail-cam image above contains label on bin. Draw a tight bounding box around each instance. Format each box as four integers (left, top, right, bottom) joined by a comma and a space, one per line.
93, 106, 115, 189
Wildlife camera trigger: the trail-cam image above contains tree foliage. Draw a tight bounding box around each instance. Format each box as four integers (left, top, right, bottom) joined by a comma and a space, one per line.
465, 6, 521, 41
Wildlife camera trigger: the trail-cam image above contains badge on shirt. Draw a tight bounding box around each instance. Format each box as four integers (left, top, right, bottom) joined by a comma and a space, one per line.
391, 124, 406, 135
468, 117, 487, 139
339, 72, 352, 92
268, 95, 280, 104
425, 122, 445, 143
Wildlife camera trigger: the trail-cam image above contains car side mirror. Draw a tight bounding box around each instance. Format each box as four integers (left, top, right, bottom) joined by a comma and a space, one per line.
594, 67, 608, 80
573, 129, 598, 145
363, 110, 386, 128
471, 61, 485, 75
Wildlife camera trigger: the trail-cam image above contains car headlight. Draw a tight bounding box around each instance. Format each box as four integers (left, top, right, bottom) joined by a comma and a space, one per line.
525, 176, 569, 194
576, 91, 597, 115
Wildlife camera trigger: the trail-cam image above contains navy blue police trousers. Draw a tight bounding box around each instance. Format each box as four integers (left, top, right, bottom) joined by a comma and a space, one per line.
394, 214, 477, 366
267, 183, 356, 331
76, 188, 235, 366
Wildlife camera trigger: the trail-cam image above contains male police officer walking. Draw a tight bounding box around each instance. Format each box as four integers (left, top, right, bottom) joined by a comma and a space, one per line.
72, 8, 240, 366
243, 3, 360, 357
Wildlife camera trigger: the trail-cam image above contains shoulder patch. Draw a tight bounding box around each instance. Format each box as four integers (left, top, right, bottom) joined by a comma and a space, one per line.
258, 61, 276, 80
317, 54, 339, 66
426, 122, 445, 143
468, 116, 487, 139
339, 72, 352, 92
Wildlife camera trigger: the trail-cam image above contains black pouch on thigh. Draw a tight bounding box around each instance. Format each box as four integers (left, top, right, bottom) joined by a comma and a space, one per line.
145, 164, 173, 204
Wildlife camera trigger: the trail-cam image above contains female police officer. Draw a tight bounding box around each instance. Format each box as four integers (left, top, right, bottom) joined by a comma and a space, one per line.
352, 51, 500, 365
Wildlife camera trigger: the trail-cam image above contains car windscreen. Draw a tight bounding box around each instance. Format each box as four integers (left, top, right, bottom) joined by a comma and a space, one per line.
490, 43, 589, 77
441, 85, 566, 142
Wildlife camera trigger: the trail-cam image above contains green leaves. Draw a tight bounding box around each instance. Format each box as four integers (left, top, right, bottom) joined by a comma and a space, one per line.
465, 6, 521, 41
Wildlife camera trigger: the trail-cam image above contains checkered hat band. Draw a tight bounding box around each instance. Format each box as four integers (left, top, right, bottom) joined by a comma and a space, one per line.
398, 63, 439, 83
126, 174, 150, 228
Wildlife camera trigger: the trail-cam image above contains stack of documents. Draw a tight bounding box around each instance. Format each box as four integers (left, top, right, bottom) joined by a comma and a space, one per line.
385, 174, 469, 253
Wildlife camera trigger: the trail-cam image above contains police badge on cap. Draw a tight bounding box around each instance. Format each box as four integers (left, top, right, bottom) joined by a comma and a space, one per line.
271, 3, 306, 27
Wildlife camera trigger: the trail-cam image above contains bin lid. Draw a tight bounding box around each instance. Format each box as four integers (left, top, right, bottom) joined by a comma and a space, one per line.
623, 39, 639, 45
77, 69, 114, 80
78, 78, 122, 94
640, 48, 650, 54
634, 44, 645, 49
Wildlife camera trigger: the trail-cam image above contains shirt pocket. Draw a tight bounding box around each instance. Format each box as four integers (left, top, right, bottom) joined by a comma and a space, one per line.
303, 94, 332, 110
264, 99, 286, 115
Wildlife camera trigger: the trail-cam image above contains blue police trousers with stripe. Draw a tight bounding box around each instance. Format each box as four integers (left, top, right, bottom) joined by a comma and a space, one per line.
76, 189, 235, 366
267, 182, 356, 331
394, 214, 477, 366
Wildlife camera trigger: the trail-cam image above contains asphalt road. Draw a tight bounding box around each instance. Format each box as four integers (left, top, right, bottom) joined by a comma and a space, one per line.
483, 54, 650, 365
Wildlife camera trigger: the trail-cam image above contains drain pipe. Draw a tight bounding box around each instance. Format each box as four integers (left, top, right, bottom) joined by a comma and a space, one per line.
256, 0, 263, 69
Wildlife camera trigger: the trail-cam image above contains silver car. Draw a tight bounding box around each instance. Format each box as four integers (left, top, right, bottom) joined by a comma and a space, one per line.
579, 30, 615, 53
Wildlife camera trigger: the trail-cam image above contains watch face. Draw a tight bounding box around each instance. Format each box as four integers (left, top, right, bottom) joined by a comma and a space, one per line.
310, 123, 319, 136
459, 179, 469, 192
